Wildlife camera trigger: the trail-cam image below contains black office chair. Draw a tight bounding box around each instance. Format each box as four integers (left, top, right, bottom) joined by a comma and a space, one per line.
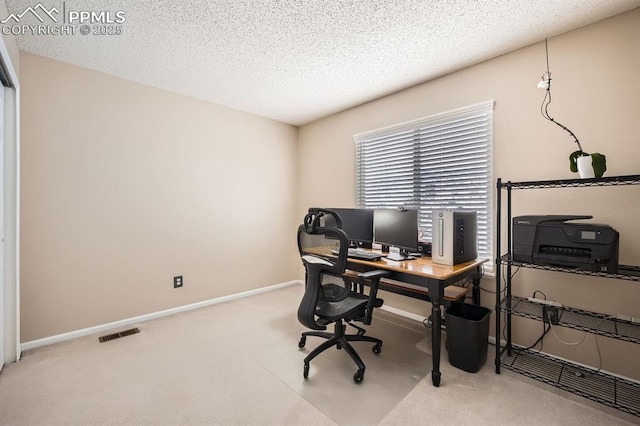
296, 208, 389, 383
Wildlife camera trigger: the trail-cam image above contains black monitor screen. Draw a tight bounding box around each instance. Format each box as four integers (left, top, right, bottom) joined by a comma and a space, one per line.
374, 208, 418, 251
316, 207, 374, 244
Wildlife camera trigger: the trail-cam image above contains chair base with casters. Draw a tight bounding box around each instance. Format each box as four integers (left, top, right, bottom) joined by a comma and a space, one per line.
298, 318, 383, 383
297, 269, 388, 384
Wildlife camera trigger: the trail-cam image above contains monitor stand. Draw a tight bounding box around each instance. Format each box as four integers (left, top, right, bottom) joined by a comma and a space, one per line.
385, 246, 415, 261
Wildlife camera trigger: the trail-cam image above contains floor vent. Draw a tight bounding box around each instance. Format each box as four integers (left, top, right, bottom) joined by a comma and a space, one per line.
98, 327, 140, 343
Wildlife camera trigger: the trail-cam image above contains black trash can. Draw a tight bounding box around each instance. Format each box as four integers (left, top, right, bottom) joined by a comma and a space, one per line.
445, 303, 491, 373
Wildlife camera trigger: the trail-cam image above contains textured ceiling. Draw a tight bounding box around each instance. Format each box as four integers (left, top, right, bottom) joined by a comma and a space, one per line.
5, 0, 640, 125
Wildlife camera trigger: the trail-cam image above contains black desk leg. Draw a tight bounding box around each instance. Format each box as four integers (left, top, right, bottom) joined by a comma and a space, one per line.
472, 266, 481, 305
431, 300, 442, 387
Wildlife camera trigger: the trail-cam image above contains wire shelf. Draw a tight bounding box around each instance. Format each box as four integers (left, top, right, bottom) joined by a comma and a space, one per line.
498, 174, 640, 190
501, 347, 640, 417
498, 255, 640, 282
501, 296, 640, 344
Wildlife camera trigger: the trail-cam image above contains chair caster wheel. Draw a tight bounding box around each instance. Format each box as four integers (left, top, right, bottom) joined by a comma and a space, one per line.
372, 343, 382, 354
303, 363, 310, 379
353, 369, 364, 384
298, 336, 306, 348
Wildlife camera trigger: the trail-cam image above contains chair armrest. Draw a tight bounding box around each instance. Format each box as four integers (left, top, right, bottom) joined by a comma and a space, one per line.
358, 270, 390, 280
358, 270, 390, 325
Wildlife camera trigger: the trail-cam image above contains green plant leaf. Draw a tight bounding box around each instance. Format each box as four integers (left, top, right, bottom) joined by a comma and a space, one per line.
590, 153, 607, 178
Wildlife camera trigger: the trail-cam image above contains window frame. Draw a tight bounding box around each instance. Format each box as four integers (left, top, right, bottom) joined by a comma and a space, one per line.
354, 100, 494, 267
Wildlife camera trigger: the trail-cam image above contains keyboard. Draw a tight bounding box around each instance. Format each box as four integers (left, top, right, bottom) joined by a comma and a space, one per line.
347, 248, 382, 260
331, 248, 382, 260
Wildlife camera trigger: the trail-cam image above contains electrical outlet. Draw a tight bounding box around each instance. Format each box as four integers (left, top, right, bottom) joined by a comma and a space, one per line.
543, 305, 559, 325
174, 275, 183, 288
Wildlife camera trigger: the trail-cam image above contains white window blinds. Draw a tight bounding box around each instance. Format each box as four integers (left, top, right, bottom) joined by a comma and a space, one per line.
355, 100, 494, 262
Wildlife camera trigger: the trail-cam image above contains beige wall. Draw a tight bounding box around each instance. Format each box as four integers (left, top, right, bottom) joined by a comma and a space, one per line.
298, 9, 640, 378
20, 52, 300, 341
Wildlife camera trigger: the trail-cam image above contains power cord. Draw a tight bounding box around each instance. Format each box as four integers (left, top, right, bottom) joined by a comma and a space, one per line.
532, 290, 547, 300
422, 307, 445, 329
538, 37, 584, 153
480, 263, 515, 296
422, 316, 431, 329
544, 310, 606, 377
510, 290, 553, 353
513, 319, 550, 353
547, 311, 586, 346
572, 316, 608, 377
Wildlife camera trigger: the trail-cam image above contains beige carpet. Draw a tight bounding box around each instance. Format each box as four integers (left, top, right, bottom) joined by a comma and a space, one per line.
0, 284, 637, 425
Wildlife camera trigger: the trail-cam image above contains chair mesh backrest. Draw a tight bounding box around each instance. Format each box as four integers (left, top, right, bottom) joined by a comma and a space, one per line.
298, 229, 342, 271
297, 208, 347, 272
298, 227, 350, 301
297, 209, 350, 329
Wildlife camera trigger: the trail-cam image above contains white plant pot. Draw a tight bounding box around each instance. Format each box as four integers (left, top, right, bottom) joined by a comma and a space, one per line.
577, 155, 595, 179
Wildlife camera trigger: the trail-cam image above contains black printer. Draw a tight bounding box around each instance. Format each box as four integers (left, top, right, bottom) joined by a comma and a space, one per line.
512, 215, 619, 273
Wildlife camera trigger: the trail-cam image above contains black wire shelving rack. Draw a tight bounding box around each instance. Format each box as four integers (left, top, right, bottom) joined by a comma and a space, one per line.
495, 174, 640, 418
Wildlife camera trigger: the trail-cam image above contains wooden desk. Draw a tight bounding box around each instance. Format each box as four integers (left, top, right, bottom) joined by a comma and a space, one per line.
346, 255, 488, 387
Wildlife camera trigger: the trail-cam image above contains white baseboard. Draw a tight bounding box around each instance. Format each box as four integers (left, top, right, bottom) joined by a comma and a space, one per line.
379, 305, 428, 324
21, 280, 303, 352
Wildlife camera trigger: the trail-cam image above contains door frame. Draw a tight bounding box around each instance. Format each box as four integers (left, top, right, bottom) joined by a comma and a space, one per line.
0, 34, 20, 366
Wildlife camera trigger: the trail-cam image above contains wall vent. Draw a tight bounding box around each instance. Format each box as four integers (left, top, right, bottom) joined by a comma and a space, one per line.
98, 328, 140, 343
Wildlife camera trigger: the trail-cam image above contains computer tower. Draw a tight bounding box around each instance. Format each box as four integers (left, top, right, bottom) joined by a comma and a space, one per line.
432, 210, 477, 265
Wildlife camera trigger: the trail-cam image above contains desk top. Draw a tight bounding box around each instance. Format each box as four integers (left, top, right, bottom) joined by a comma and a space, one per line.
347, 255, 488, 280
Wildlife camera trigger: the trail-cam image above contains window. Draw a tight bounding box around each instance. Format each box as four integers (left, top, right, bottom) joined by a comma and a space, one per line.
355, 100, 493, 264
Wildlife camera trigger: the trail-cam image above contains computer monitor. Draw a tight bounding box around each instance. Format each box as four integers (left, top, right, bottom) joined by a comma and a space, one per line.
374, 208, 419, 258
318, 207, 374, 247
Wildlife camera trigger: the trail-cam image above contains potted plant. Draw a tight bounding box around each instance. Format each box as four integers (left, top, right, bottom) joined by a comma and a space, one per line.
569, 150, 607, 179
